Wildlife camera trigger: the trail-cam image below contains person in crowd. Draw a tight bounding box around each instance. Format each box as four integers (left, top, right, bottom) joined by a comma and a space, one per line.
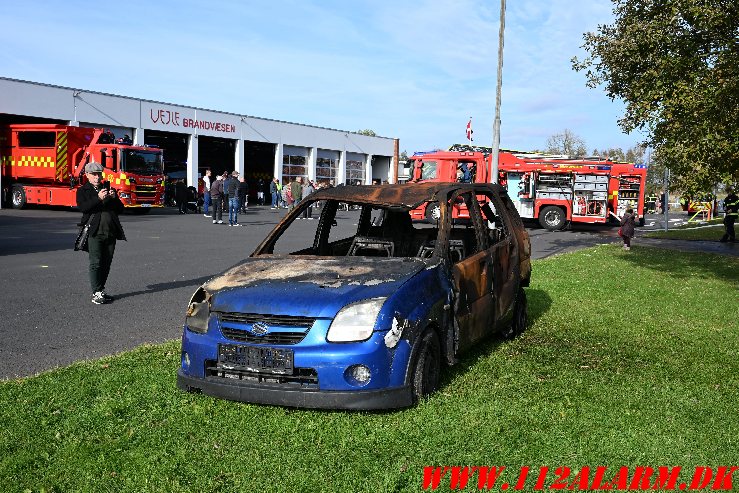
302, 179, 315, 219
202, 169, 212, 217
257, 178, 265, 206
270, 177, 279, 209
225, 171, 241, 226
76, 162, 126, 305
238, 176, 249, 213
289, 176, 303, 213
618, 208, 638, 251
282, 180, 290, 209
720, 186, 738, 243
175, 179, 188, 214
210, 174, 224, 224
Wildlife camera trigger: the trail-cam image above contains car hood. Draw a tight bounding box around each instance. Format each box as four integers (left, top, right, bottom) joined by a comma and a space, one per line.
203, 256, 428, 319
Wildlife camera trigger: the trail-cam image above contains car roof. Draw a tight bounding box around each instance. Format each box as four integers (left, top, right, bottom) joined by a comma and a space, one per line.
309, 182, 506, 209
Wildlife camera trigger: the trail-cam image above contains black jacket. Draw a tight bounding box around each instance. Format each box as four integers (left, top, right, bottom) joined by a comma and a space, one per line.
76, 182, 127, 240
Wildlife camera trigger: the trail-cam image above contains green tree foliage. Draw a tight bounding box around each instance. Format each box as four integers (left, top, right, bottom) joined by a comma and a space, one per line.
356, 129, 377, 136
591, 145, 646, 162
572, 0, 739, 193
545, 129, 588, 156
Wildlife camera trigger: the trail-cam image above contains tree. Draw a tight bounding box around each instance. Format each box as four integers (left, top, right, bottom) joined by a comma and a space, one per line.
356, 129, 377, 136
400, 150, 409, 161
572, 0, 739, 193
545, 129, 588, 157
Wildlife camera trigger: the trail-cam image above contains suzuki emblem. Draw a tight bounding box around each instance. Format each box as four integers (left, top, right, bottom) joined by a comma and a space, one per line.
250, 322, 269, 336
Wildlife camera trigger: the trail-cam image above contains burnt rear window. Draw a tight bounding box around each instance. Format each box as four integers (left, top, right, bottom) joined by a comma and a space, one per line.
17, 131, 56, 148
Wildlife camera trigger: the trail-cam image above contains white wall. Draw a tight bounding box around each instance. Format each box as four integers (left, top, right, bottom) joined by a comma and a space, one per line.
0, 77, 396, 186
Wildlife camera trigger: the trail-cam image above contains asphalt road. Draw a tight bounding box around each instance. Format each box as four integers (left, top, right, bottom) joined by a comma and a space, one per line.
0, 204, 639, 379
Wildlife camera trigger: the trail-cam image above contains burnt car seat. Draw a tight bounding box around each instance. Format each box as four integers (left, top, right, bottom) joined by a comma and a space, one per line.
381, 210, 415, 257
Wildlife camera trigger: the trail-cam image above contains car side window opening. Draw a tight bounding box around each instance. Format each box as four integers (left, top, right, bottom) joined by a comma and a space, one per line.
479, 193, 510, 246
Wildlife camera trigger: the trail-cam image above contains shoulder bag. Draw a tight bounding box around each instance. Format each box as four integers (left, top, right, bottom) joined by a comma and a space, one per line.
74, 216, 93, 252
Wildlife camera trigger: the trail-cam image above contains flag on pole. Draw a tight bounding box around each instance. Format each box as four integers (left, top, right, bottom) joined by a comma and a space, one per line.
466, 118, 473, 142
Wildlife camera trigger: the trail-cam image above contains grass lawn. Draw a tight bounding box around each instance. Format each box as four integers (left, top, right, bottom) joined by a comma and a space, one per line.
645, 218, 726, 241
1, 245, 738, 493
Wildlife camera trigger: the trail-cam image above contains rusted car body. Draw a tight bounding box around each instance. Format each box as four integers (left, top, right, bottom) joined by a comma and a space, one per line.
177, 183, 531, 410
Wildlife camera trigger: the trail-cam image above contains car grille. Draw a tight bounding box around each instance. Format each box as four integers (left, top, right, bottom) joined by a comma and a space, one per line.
217, 313, 316, 345
206, 361, 318, 387
221, 327, 308, 345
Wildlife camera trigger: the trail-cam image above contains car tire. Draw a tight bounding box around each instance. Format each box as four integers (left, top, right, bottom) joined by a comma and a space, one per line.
412, 329, 441, 402
538, 205, 566, 230
11, 185, 26, 209
425, 202, 441, 224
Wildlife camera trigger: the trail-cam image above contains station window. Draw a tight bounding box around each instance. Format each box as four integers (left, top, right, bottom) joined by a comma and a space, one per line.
316, 157, 338, 185
346, 158, 365, 184
282, 154, 307, 183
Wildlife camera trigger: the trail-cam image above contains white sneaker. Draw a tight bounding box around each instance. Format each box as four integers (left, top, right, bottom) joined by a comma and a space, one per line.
92, 292, 108, 304
213, 220, 216, 224
217, 220, 223, 224
204, 214, 210, 217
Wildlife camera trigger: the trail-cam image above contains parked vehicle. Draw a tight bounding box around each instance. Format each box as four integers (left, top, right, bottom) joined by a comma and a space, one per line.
0, 124, 165, 209
178, 183, 532, 410
408, 147, 647, 230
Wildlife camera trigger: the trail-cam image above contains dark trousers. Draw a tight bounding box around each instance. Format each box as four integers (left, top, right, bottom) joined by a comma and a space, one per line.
722, 215, 736, 241
211, 196, 223, 221
302, 204, 312, 218
88, 233, 117, 293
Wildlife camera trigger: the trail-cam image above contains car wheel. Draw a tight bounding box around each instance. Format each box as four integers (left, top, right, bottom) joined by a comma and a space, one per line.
538, 205, 566, 230
11, 185, 26, 209
412, 329, 441, 402
425, 202, 441, 223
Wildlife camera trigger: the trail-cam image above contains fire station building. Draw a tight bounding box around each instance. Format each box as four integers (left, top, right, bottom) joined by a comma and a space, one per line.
0, 77, 398, 188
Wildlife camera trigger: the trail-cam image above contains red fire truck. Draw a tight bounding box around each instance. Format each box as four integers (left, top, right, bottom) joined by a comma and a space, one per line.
1, 124, 165, 210
409, 148, 647, 230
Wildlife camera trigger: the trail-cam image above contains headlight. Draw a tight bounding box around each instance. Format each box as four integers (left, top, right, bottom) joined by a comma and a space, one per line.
327, 298, 386, 342
185, 286, 211, 333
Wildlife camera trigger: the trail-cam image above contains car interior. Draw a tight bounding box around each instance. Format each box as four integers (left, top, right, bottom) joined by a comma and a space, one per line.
268, 194, 510, 264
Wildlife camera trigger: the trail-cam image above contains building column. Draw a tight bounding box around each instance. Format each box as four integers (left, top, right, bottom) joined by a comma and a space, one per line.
235, 139, 244, 177
274, 142, 284, 184
339, 150, 347, 185
187, 134, 199, 187
365, 154, 373, 184
133, 128, 145, 146
308, 147, 317, 182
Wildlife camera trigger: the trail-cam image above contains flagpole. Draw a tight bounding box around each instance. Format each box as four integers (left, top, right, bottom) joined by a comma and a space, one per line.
490, 0, 506, 184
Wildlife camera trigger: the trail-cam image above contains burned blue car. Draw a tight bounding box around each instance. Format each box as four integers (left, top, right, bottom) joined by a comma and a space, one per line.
177, 183, 531, 410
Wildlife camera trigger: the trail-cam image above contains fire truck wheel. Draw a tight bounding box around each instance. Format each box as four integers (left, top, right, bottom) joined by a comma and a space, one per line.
411, 329, 441, 402
425, 203, 441, 223
502, 288, 528, 340
538, 206, 566, 230
11, 185, 26, 209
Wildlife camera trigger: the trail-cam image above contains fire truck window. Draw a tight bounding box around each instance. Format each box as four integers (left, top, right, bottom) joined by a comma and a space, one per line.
420, 161, 438, 180
17, 131, 56, 148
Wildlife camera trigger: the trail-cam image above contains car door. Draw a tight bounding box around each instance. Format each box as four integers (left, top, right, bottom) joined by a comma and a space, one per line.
449, 191, 494, 353
479, 191, 519, 323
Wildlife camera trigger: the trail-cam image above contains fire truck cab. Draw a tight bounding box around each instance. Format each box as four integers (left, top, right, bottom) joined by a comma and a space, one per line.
1, 124, 165, 210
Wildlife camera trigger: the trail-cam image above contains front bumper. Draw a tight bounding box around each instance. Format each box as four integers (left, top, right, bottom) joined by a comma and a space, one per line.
177, 369, 413, 410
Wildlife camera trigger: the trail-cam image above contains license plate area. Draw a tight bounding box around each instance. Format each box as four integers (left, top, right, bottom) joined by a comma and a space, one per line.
218, 344, 294, 375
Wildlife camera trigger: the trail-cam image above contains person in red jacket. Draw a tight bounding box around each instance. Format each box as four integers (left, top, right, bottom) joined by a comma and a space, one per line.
76, 162, 126, 304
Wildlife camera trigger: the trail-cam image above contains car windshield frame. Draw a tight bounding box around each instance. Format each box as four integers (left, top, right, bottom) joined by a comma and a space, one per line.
121, 149, 163, 176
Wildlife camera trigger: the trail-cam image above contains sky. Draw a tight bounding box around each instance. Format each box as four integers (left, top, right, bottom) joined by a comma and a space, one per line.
0, 0, 646, 156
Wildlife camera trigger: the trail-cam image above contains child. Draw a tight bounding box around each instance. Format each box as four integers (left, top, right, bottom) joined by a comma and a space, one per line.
619, 208, 638, 250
